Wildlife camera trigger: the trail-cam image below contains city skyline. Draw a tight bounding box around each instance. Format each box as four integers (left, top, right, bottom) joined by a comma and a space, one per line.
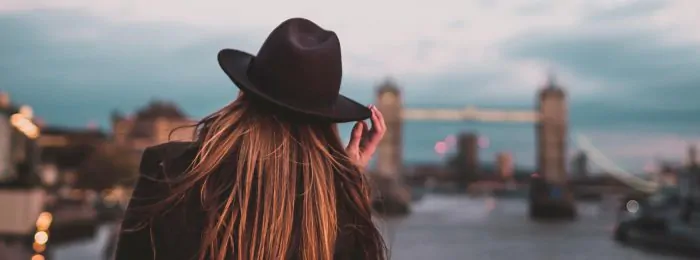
1, 0, 699, 169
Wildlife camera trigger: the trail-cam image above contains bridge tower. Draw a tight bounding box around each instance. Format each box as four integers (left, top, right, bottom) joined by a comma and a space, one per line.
372, 80, 412, 216
375, 79, 403, 179
536, 74, 568, 184
530, 74, 576, 219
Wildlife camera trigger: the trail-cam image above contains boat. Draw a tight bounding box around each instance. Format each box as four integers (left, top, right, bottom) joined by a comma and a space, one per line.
613, 167, 700, 251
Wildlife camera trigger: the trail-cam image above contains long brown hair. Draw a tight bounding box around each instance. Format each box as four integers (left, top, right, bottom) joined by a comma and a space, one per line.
155, 94, 387, 260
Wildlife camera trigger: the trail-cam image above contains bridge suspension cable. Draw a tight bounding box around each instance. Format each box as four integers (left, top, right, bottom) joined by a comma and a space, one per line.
575, 134, 659, 194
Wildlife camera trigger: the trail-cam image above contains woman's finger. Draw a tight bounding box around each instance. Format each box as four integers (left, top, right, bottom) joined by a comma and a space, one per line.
360, 108, 382, 155
346, 121, 364, 151
374, 106, 386, 134
359, 120, 370, 147
369, 105, 380, 134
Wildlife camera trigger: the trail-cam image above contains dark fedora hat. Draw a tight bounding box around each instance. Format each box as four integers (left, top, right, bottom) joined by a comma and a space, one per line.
217, 17, 370, 123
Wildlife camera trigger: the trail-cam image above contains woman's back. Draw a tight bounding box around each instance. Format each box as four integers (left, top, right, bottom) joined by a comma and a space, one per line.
115, 17, 388, 260
116, 140, 375, 260
115, 142, 206, 260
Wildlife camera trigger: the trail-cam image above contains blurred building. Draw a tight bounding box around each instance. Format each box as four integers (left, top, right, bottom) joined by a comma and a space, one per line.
459, 133, 478, 169
663, 145, 698, 198
452, 132, 479, 188
111, 100, 196, 152
37, 126, 108, 188
656, 161, 680, 188
496, 152, 513, 180
0, 91, 41, 186
680, 146, 700, 219
0, 92, 12, 182
686, 144, 698, 167
39, 126, 107, 149
571, 151, 589, 179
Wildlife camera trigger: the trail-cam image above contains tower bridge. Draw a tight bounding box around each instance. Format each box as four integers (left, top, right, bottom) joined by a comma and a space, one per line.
373, 75, 575, 219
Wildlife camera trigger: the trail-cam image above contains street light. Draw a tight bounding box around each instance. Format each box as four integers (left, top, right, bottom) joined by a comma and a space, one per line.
10, 113, 39, 139
434, 141, 448, 155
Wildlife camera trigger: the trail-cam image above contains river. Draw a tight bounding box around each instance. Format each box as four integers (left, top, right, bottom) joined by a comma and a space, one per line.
1, 195, 695, 260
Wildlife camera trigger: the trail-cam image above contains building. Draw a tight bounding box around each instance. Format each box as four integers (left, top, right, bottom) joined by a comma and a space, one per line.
496, 152, 514, 180
680, 145, 699, 202
458, 132, 478, 171
450, 132, 479, 188
111, 100, 196, 153
37, 126, 108, 188
0, 93, 12, 182
536, 74, 568, 184
571, 151, 589, 179
0, 92, 45, 239
656, 161, 681, 188
0, 91, 41, 186
686, 144, 698, 167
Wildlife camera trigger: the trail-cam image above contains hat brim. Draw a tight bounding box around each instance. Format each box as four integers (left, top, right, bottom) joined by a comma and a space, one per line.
217, 49, 371, 123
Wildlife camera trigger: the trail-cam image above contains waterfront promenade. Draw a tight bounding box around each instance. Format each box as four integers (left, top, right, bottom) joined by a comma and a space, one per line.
2, 195, 696, 260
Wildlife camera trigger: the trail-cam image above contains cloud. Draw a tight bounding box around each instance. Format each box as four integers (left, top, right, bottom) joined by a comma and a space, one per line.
1, 0, 699, 132
501, 0, 700, 113
0, 10, 250, 126
0, 1, 642, 83
503, 24, 700, 112
585, 0, 669, 21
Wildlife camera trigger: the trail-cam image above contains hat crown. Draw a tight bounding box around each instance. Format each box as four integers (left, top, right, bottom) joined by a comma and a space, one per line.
217, 18, 370, 123
248, 18, 342, 110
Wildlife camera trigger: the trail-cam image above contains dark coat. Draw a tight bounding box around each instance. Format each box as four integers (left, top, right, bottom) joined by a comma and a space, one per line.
114, 141, 364, 260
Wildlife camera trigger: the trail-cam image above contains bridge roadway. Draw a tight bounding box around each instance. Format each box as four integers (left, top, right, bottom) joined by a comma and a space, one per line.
3, 195, 695, 260
402, 106, 539, 122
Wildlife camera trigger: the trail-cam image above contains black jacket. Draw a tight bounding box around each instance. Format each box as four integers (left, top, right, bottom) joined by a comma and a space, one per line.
114, 141, 363, 260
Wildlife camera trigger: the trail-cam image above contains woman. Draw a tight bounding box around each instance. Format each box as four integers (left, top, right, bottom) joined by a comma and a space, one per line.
115, 17, 388, 260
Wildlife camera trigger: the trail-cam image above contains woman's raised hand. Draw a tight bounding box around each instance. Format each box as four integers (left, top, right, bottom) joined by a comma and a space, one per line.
345, 105, 386, 169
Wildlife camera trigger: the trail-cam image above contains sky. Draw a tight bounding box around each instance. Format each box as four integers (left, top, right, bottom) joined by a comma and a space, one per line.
1, 0, 699, 169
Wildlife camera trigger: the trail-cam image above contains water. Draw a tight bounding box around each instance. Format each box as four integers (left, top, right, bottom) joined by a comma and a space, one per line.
381, 195, 695, 260
2, 195, 695, 260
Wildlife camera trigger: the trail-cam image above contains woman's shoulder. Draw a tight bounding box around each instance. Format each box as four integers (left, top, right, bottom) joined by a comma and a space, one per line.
141, 141, 198, 164
117, 142, 203, 259
125, 141, 200, 214
139, 141, 199, 179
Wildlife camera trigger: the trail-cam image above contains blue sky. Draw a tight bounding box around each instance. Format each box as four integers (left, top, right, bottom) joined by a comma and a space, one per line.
1, 0, 699, 169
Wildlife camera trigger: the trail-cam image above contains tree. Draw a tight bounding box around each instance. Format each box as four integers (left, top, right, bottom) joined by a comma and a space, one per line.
75, 143, 140, 191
